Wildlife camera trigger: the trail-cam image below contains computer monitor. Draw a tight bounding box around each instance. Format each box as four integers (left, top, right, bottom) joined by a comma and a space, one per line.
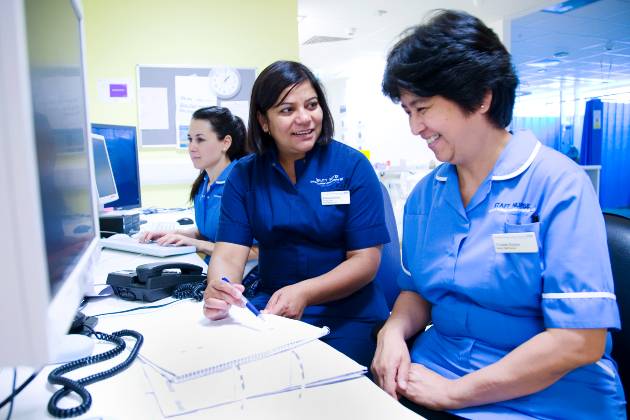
91, 133, 119, 205
0, 0, 100, 366
91, 124, 141, 209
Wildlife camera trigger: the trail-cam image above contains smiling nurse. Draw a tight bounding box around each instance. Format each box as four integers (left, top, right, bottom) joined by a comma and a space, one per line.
371, 9, 626, 419
202, 61, 391, 367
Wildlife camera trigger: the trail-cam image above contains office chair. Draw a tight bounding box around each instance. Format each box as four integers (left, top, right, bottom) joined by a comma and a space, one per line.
603, 212, 630, 400
373, 183, 402, 310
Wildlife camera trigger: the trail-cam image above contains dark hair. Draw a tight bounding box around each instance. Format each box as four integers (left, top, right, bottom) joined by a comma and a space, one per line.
248, 60, 334, 155
189, 106, 248, 202
382, 9, 518, 128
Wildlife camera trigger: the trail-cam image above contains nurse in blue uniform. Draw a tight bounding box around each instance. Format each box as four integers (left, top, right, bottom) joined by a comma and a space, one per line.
371, 10, 626, 419
139, 107, 256, 263
202, 61, 390, 367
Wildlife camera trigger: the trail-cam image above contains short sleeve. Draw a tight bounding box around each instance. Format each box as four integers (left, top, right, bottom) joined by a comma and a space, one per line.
344, 153, 390, 250
540, 169, 620, 329
398, 200, 421, 292
216, 161, 254, 247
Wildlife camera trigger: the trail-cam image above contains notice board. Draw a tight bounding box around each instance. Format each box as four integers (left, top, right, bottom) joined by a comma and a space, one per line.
136, 65, 255, 147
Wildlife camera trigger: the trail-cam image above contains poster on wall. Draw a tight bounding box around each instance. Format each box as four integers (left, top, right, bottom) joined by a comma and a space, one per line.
137, 65, 255, 147
138, 87, 169, 130
175, 75, 217, 148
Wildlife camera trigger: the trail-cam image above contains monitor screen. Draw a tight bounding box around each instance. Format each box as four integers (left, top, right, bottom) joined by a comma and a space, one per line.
0, 0, 101, 366
91, 124, 141, 209
91, 133, 119, 205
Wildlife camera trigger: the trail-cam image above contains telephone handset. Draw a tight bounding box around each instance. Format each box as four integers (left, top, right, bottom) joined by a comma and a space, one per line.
107, 262, 206, 302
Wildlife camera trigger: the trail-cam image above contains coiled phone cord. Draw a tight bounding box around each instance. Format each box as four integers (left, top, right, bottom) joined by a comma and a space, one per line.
47, 329, 143, 418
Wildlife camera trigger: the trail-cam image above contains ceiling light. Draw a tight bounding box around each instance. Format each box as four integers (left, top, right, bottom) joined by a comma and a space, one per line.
526, 58, 561, 68
543, 0, 600, 14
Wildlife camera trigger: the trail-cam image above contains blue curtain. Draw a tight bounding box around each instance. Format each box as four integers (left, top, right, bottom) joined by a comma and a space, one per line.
511, 116, 561, 149
579, 99, 604, 165
600, 102, 630, 209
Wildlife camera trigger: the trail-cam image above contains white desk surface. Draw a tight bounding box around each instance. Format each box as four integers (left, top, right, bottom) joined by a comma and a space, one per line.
2, 248, 421, 420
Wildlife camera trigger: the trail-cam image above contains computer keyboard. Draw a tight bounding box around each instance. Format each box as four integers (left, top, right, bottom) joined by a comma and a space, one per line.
101, 234, 196, 257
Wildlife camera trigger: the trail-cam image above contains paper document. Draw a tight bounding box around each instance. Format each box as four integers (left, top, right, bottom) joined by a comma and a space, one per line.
142, 340, 367, 417
104, 300, 329, 383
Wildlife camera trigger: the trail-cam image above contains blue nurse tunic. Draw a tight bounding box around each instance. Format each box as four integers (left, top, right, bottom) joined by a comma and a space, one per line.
217, 140, 390, 366
399, 130, 625, 418
193, 160, 237, 264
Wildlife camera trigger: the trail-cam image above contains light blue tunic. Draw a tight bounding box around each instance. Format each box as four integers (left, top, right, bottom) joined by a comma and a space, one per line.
399, 130, 625, 418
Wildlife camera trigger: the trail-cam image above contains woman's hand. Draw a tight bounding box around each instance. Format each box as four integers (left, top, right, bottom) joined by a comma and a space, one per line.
263, 283, 309, 320
137, 230, 168, 243
202, 278, 245, 320
371, 325, 411, 399
153, 232, 198, 247
398, 364, 459, 411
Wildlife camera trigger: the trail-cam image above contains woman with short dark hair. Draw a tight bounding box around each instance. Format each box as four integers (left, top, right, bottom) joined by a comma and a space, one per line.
372, 10, 625, 418
202, 61, 390, 367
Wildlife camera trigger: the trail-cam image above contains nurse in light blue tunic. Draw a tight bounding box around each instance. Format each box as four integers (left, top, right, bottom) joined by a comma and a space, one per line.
371, 10, 625, 419
139, 107, 256, 264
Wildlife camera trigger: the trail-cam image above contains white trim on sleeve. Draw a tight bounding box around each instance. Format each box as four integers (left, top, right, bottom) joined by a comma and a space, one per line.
541, 292, 616, 300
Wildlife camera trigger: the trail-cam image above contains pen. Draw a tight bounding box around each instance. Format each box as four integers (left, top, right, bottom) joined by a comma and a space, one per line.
221, 277, 263, 319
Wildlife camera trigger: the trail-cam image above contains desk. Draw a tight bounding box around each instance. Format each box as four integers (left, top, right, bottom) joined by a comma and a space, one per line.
2, 249, 420, 420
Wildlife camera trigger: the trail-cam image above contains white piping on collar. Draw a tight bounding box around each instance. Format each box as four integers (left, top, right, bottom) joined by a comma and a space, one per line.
492, 141, 542, 181
215, 180, 225, 185
435, 175, 447, 182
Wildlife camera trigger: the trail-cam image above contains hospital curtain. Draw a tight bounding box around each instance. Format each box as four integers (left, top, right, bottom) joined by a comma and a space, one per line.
511, 116, 561, 149
600, 102, 630, 209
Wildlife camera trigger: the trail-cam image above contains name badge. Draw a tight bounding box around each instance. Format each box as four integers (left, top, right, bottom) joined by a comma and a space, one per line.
492, 232, 538, 253
321, 190, 350, 205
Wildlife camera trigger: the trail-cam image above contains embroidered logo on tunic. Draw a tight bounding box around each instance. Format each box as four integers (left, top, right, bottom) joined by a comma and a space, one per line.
489, 201, 535, 213
310, 174, 344, 186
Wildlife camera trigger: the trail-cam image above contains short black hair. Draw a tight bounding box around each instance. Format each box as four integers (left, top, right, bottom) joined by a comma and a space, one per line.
382, 9, 518, 128
189, 106, 248, 201
248, 60, 334, 155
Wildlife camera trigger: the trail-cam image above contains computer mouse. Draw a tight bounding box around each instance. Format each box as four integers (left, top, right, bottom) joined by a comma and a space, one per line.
177, 217, 194, 225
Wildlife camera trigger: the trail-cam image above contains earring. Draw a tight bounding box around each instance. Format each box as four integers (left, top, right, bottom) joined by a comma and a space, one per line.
480, 105, 485, 109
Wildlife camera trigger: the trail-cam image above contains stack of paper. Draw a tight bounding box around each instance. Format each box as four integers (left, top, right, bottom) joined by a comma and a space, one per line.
104, 300, 366, 417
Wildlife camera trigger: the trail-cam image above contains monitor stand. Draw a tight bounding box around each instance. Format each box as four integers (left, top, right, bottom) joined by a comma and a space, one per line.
49, 312, 98, 364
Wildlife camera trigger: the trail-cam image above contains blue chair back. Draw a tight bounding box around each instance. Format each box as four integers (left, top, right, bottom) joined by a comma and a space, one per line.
373, 183, 402, 310
603, 212, 630, 406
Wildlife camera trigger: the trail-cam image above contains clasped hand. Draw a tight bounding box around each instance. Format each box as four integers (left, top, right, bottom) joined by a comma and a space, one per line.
371, 327, 459, 410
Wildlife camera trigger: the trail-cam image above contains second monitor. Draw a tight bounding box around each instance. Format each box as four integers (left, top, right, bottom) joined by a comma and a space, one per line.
91, 124, 141, 210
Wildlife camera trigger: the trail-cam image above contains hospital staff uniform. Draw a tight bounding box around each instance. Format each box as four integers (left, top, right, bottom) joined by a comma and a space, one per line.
217, 140, 390, 367
193, 160, 237, 263
399, 130, 625, 419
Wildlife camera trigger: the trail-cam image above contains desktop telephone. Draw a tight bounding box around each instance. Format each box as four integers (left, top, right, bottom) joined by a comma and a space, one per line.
107, 262, 206, 302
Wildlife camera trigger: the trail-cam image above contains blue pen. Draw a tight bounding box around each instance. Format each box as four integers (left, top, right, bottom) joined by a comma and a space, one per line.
221, 277, 263, 319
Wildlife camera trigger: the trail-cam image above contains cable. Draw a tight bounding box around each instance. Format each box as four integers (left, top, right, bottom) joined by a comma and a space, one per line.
4, 368, 15, 420
0, 369, 41, 414
47, 329, 143, 418
91, 299, 179, 317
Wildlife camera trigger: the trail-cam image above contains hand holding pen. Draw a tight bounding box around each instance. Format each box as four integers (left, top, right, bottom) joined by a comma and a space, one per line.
202, 276, 264, 321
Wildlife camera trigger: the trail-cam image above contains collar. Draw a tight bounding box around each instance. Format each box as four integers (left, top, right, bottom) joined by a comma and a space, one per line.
203, 159, 238, 190
214, 159, 238, 185
434, 130, 541, 183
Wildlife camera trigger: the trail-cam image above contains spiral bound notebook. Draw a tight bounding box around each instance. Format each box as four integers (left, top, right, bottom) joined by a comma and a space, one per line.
108, 300, 330, 383
141, 339, 367, 417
